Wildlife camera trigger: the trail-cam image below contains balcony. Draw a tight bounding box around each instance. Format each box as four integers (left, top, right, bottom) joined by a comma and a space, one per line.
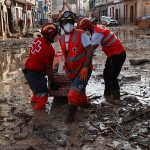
16, 0, 35, 5
113, 0, 123, 3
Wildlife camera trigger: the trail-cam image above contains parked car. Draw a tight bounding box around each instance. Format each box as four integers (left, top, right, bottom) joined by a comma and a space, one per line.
101, 16, 118, 26
142, 14, 150, 20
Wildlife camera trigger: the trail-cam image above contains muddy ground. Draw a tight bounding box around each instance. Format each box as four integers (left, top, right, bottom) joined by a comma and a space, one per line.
0, 26, 150, 150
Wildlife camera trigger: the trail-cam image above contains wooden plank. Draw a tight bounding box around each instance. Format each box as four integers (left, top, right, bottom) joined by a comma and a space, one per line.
122, 106, 150, 123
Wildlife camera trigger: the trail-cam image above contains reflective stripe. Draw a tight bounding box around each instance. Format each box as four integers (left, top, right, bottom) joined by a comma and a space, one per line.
72, 30, 78, 42
103, 32, 113, 42
66, 51, 86, 62
61, 35, 65, 44
36, 93, 48, 96
104, 37, 117, 47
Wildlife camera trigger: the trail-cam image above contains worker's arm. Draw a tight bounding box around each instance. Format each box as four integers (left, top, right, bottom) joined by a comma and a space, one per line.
46, 63, 60, 91
46, 63, 54, 83
91, 32, 104, 51
81, 33, 94, 69
45, 46, 59, 90
84, 44, 94, 69
79, 33, 94, 80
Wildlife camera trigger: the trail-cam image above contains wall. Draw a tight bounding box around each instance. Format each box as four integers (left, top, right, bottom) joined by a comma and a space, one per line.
108, 2, 124, 24
0, 0, 10, 38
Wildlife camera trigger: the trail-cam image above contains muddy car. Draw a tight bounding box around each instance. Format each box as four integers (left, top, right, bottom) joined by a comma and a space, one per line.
101, 16, 118, 26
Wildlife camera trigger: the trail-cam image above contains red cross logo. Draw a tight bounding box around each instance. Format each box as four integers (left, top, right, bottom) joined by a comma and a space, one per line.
72, 47, 77, 53
31, 40, 42, 54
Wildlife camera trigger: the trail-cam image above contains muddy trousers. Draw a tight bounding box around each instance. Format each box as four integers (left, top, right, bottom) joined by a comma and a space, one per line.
66, 71, 92, 123
103, 51, 126, 96
68, 70, 92, 106
22, 69, 48, 109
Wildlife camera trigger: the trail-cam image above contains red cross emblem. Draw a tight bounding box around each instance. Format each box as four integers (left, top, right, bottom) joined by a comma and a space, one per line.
31, 40, 42, 54
72, 47, 77, 53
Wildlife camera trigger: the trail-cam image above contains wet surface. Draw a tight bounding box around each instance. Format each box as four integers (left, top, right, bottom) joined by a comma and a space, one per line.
0, 26, 150, 149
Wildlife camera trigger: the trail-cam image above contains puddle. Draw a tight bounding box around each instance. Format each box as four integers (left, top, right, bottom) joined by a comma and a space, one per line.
114, 28, 150, 50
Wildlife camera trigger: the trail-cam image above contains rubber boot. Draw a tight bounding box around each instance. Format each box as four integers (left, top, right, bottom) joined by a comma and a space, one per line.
112, 89, 120, 100
80, 94, 91, 109
80, 102, 91, 109
66, 104, 78, 123
104, 88, 112, 98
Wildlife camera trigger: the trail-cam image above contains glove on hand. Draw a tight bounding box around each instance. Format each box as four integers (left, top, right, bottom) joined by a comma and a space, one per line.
79, 67, 88, 81
50, 82, 60, 91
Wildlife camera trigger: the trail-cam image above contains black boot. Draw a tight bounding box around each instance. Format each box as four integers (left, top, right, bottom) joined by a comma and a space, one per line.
80, 102, 91, 109
112, 89, 120, 100
66, 104, 78, 123
104, 88, 112, 98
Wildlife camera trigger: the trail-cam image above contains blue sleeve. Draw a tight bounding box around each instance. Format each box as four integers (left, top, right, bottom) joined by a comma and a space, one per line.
91, 33, 104, 46
81, 32, 92, 48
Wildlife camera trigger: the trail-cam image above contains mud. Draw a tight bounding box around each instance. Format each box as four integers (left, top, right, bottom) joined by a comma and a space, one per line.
0, 26, 150, 150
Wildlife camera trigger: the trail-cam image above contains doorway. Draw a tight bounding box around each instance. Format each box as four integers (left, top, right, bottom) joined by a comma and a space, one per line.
115, 9, 119, 20
130, 5, 134, 23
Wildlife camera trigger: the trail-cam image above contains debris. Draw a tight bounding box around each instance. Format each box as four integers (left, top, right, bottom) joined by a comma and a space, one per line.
6, 117, 16, 122
122, 106, 150, 123
89, 121, 101, 132
56, 139, 67, 147
13, 132, 28, 140
107, 125, 126, 140
123, 75, 141, 82
129, 58, 150, 65
0, 97, 7, 103
89, 95, 102, 100
0, 125, 5, 131
123, 96, 139, 103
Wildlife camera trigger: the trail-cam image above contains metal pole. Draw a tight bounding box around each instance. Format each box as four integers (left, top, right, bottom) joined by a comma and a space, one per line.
25, 0, 27, 33
79, 0, 80, 17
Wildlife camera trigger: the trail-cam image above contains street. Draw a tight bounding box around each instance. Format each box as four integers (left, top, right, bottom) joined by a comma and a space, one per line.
0, 25, 150, 150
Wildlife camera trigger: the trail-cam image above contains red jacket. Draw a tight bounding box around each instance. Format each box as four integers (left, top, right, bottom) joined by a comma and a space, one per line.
94, 25, 125, 57
59, 29, 87, 79
25, 37, 55, 72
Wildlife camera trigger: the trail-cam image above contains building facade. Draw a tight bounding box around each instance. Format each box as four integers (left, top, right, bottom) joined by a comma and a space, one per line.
83, 0, 90, 16
14, 0, 36, 32
123, 0, 150, 24
89, 0, 96, 18
0, 0, 36, 38
94, 0, 150, 24
107, 0, 124, 24
0, 0, 12, 38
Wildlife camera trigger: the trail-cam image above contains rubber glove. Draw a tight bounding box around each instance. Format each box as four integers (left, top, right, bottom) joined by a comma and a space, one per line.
79, 67, 88, 81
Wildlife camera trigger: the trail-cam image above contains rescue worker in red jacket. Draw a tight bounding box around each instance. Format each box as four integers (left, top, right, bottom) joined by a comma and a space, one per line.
58, 11, 94, 123
77, 18, 126, 102
23, 23, 59, 109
